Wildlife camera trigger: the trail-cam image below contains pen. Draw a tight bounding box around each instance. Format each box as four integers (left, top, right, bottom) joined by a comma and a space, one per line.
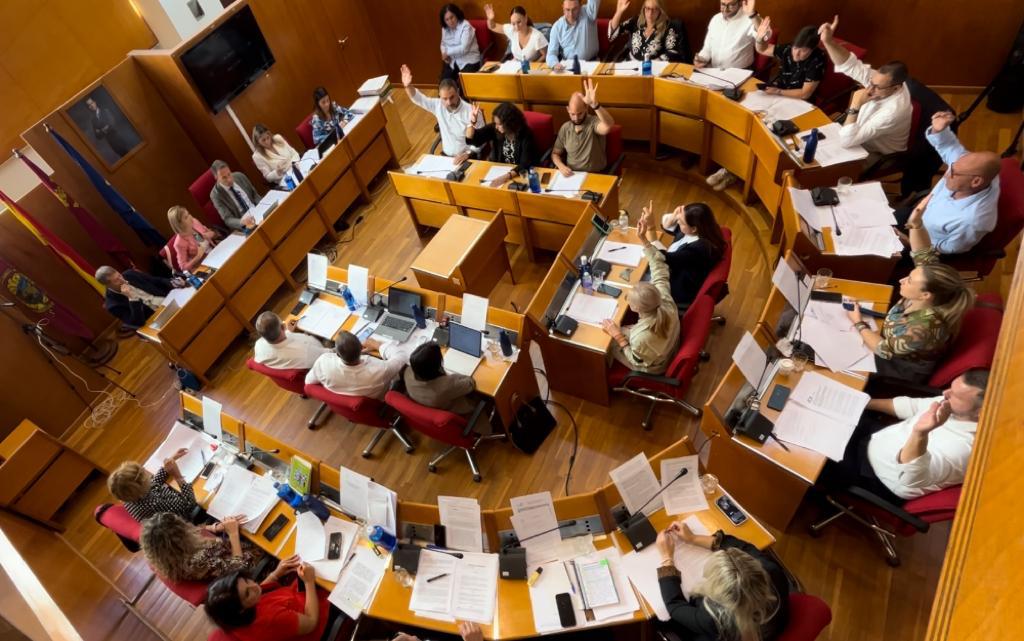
426, 573, 450, 583
608, 247, 625, 252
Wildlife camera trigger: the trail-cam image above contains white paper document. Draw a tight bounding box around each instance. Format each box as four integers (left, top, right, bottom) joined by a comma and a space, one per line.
252, 190, 288, 224
481, 165, 512, 185
295, 511, 327, 562
357, 74, 390, 96
595, 241, 644, 267
574, 556, 619, 608
438, 496, 484, 553
451, 552, 500, 623
307, 253, 329, 290
796, 122, 869, 167
201, 396, 223, 440
511, 492, 561, 567
547, 172, 587, 197
347, 264, 369, 306
660, 456, 709, 515
771, 258, 812, 313
144, 421, 215, 482
406, 154, 458, 176
366, 480, 397, 534
832, 225, 904, 257
338, 466, 371, 520
309, 517, 360, 582
587, 547, 639, 621
200, 233, 246, 270
774, 403, 857, 461
689, 67, 753, 88
163, 286, 196, 309
529, 560, 577, 633
610, 453, 663, 517
329, 542, 388, 619
732, 331, 768, 391
410, 549, 458, 616
565, 293, 619, 326
741, 90, 815, 121
461, 294, 489, 332
206, 465, 279, 532
790, 371, 870, 423
494, 59, 522, 74
799, 315, 873, 373
298, 299, 351, 340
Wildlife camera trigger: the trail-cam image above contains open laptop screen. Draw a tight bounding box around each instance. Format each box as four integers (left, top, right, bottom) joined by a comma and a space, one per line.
387, 287, 421, 318
448, 322, 482, 357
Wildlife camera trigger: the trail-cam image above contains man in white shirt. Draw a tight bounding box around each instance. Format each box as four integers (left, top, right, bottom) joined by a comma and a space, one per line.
305, 331, 409, 400
694, 0, 762, 70
818, 369, 988, 503
402, 64, 484, 166
253, 311, 330, 370
818, 16, 912, 157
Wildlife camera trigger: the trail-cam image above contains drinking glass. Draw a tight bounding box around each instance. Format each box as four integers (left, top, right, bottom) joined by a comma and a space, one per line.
837, 176, 853, 195
700, 474, 719, 495
815, 268, 833, 290
792, 353, 809, 372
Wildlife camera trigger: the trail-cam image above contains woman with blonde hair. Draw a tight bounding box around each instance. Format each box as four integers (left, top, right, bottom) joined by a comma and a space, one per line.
141, 512, 263, 583
251, 123, 300, 184
601, 202, 680, 374
656, 521, 790, 640
608, 0, 686, 62
107, 449, 199, 522
168, 205, 216, 272
847, 194, 975, 383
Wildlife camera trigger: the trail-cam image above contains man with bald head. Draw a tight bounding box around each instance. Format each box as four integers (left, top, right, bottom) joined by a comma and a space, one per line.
552, 78, 614, 176
912, 111, 1001, 254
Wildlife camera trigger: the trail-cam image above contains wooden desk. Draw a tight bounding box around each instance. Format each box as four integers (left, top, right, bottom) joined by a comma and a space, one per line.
411, 214, 512, 297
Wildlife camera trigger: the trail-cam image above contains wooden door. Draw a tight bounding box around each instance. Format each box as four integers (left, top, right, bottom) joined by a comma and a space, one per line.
316, 0, 386, 93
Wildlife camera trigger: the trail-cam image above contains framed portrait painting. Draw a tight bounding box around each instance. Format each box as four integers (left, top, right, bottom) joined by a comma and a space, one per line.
63, 84, 144, 170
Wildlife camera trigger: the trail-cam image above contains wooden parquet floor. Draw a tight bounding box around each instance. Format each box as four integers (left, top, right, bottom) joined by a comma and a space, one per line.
24, 90, 1022, 641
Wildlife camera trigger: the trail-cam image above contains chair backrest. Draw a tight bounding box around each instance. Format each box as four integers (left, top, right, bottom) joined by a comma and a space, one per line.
187, 170, 221, 229
597, 18, 611, 57
906, 98, 923, 152
753, 31, 779, 80
384, 390, 476, 448
927, 293, 1002, 388
208, 630, 236, 641
161, 238, 182, 273
94, 503, 142, 552
695, 226, 733, 304
604, 124, 624, 174
245, 358, 308, 396
975, 158, 1024, 253
157, 570, 209, 606
777, 593, 833, 641
815, 38, 867, 114
304, 382, 390, 428
468, 19, 494, 60
665, 294, 715, 382
296, 114, 315, 151
523, 110, 556, 158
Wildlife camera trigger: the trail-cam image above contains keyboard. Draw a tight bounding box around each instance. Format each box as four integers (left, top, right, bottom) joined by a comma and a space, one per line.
382, 316, 415, 331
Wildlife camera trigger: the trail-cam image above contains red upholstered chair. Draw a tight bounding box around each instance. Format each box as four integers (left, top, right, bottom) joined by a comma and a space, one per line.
609, 294, 716, 430
777, 594, 833, 641
860, 98, 923, 182
95, 503, 142, 551
524, 110, 556, 166
752, 31, 779, 81
679, 227, 733, 324
468, 19, 496, 61
815, 38, 868, 116
208, 610, 353, 641
160, 237, 182, 273
296, 114, 315, 151
246, 358, 328, 429
384, 391, 504, 482
604, 124, 625, 176
304, 382, 415, 458
187, 170, 222, 229
597, 18, 611, 59
941, 158, 1024, 279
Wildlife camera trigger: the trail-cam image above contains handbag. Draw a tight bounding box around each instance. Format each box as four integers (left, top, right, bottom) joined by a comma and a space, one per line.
772, 119, 799, 136
507, 393, 557, 454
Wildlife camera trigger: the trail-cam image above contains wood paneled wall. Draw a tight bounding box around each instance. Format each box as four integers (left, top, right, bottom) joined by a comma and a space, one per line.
0, 0, 156, 153
364, 0, 1024, 87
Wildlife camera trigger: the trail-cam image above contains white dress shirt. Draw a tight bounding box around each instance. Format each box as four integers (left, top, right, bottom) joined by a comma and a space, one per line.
834, 56, 912, 155
254, 331, 330, 370
503, 24, 548, 62
304, 342, 409, 400
696, 12, 757, 70
409, 89, 484, 157
866, 396, 977, 500
441, 20, 482, 69
124, 285, 164, 309
252, 135, 301, 183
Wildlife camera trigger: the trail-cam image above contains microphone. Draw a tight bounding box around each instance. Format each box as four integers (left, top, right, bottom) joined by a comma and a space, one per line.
691, 68, 743, 101
362, 275, 408, 322
499, 519, 579, 580
426, 544, 465, 559
543, 188, 582, 193
617, 467, 689, 552
829, 205, 842, 236
416, 169, 453, 175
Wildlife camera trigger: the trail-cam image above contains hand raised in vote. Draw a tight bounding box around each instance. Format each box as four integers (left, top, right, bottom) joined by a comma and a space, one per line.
615, 0, 630, 15
582, 78, 599, 109
818, 15, 838, 43
469, 102, 482, 123
845, 301, 863, 325
931, 110, 956, 133
458, 622, 484, 641
741, 0, 756, 16
484, 3, 496, 21
400, 64, 413, 88
756, 15, 772, 42
908, 194, 930, 228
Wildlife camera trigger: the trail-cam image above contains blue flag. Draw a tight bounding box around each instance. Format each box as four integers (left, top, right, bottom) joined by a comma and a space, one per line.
48, 127, 166, 247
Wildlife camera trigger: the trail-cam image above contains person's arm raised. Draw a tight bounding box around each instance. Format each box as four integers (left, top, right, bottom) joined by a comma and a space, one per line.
817, 15, 850, 67
484, 4, 502, 34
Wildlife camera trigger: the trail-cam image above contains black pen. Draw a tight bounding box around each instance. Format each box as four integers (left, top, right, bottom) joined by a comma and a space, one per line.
608, 247, 626, 252
426, 573, 450, 583
769, 432, 791, 452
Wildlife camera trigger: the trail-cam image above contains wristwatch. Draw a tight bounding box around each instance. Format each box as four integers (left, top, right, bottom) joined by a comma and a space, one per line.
749, 11, 760, 18
846, 107, 860, 116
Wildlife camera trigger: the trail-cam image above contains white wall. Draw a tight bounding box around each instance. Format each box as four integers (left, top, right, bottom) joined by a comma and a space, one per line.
133, 0, 225, 47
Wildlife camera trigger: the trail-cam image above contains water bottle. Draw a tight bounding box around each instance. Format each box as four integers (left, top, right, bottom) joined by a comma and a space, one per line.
528, 168, 541, 193
802, 128, 820, 164
580, 255, 594, 294
283, 175, 296, 191
412, 304, 427, 329
292, 161, 304, 182
520, 57, 530, 74
618, 210, 629, 230
366, 524, 397, 552
341, 286, 357, 311
303, 494, 330, 521
182, 270, 203, 289
642, 54, 652, 77
572, 55, 581, 75
499, 329, 514, 356
273, 482, 303, 508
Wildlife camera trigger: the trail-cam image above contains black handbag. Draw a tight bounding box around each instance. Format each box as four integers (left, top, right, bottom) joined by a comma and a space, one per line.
508, 393, 557, 454
772, 119, 800, 136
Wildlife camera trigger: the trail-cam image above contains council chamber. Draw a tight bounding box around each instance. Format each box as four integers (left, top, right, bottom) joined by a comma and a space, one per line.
0, 1, 1021, 640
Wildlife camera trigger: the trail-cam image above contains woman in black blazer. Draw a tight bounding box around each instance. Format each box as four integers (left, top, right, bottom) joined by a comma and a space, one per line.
465, 102, 538, 188
641, 202, 726, 306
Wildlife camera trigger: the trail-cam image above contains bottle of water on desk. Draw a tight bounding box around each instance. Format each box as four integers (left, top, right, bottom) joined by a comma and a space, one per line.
528, 168, 541, 193
802, 128, 820, 164
521, 57, 530, 74
283, 175, 296, 191
366, 524, 397, 552
572, 55, 581, 75
341, 286, 357, 311
580, 255, 594, 294
618, 209, 629, 230
182, 270, 203, 289
642, 54, 652, 77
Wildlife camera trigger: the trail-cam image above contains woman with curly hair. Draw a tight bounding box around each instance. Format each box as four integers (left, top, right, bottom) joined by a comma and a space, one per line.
140, 512, 264, 583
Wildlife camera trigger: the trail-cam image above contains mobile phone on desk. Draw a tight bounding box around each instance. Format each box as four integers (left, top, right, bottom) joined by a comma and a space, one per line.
716, 495, 748, 526
842, 301, 887, 318
596, 283, 622, 298
756, 82, 768, 91
263, 514, 289, 541
327, 532, 343, 560
809, 290, 842, 303
555, 592, 577, 627
766, 384, 791, 411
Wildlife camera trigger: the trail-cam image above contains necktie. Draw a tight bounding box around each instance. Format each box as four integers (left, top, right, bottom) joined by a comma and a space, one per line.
230, 185, 249, 211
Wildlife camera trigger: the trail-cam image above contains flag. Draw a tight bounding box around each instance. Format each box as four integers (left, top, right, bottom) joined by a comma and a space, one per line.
0, 255, 95, 340
0, 189, 104, 296
15, 150, 135, 270
47, 126, 166, 247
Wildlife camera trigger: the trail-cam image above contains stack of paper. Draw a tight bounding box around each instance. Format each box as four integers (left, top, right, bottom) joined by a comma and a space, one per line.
742, 90, 815, 121
832, 226, 904, 257
770, 259, 812, 313
410, 550, 500, 624
357, 75, 391, 97
660, 456, 709, 515
495, 60, 522, 74
143, 421, 216, 482
688, 67, 753, 89
798, 314, 874, 373
297, 299, 351, 340
206, 466, 279, 532
480, 165, 512, 185
773, 371, 869, 460
609, 453, 663, 518
595, 241, 644, 267
789, 182, 897, 233
201, 233, 246, 270
795, 122, 868, 167
546, 172, 588, 198
329, 541, 389, 618
510, 492, 562, 567
337, 467, 397, 534
438, 496, 483, 553
302, 516, 361, 582
163, 286, 196, 308
565, 293, 619, 326
406, 154, 458, 176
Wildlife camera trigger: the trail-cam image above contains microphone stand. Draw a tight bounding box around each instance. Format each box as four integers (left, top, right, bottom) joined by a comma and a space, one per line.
618, 468, 689, 551
691, 68, 743, 101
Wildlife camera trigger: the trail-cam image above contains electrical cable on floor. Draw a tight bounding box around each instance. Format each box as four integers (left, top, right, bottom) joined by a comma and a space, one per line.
533, 367, 578, 496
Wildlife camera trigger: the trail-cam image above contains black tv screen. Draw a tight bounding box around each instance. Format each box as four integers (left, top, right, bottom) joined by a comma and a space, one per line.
180, 6, 275, 113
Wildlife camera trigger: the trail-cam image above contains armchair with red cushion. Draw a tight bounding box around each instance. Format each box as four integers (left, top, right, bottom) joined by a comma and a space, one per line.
187, 170, 223, 229
468, 19, 496, 61
524, 110, 556, 166
295, 113, 315, 151
677, 227, 733, 323
246, 358, 329, 429
604, 124, 625, 176
304, 382, 415, 458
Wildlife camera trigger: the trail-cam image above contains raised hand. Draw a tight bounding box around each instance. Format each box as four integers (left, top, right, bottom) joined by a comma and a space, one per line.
818, 15, 838, 42
400, 64, 413, 87
931, 110, 956, 133
582, 78, 599, 108
615, 0, 631, 15
741, 0, 756, 16
484, 3, 495, 21
908, 194, 931, 228
756, 16, 772, 42
469, 102, 481, 122
913, 400, 952, 434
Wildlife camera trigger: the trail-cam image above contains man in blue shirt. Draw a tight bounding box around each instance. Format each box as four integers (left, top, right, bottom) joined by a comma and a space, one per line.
546, 0, 602, 70
913, 111, 1001, 254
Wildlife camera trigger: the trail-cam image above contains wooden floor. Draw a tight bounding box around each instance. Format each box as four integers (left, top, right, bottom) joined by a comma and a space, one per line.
12, 90, 1020, 641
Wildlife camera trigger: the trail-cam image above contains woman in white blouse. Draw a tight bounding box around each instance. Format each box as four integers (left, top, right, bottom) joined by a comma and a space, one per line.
251, 124, 300, 184
484, 4, 548, 63
439, 3, 482, 84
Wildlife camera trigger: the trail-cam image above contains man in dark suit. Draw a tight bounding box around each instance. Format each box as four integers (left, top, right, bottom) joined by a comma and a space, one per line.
208, 160, 262, 231
87, 97, 134, 157
95, 266, 186, 328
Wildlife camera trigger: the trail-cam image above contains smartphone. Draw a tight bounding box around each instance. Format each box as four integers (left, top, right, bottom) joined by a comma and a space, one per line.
199, 460, 217, 479
766, 384, 791, 411
809, 290, 842, 303
327, 532, 343, 560
842, 301, 887, 319
555, 592, 577, 627
541, 172, 553, 186
263, 514, 289, 541
756, 82, 768, 91
597, 283, 622, 298
716, 495, 748, 526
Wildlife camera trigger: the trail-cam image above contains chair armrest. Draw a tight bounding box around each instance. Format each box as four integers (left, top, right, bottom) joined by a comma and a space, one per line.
430, 135, 442, 155
463, 400, 490, 437
621, 372, 681, 388
540, 148, 553, 167
608, 154, 624, 176
847, 486, 930, 533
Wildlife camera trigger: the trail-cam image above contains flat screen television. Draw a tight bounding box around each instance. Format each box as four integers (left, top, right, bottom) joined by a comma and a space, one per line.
180, 6, 275, 113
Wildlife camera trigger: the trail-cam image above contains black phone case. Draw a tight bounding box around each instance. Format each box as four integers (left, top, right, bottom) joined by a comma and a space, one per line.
715, 496, 748, 525
766, 384, 791, 411
809, 291, 842, 303
598, 283, 622, 298
263, 514, 289, 541
555, 592, 577, 627
327, 532, 343, 559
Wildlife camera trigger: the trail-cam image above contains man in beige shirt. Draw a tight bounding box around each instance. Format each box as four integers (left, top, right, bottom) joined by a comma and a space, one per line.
552, 78, 614, 176
253, 311, 330, 370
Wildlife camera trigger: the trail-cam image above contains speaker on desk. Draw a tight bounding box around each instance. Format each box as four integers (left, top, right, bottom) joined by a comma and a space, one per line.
393, 543, 422, 574
499, 546, 528, 580
733, 408, 774, 444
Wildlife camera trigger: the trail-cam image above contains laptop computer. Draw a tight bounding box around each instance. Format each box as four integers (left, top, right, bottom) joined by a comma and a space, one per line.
371, 287, 421, 342
149, 300, 180, 330
443, 322, 483, 376
316, 128, 341, 158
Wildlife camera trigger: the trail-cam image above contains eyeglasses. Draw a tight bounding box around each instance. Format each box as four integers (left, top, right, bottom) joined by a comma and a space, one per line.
866, 81, 897, 92
949, 161, 982, 180
720, 1, 740, 8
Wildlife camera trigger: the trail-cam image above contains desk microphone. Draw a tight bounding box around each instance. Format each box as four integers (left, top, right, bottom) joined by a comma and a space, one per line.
829, 205, 842, 236
691, 68, 743, 101
416, 169, 453, 175
425, 545, 465, 559
543, 188, 582, 193
616, 467, 689, 552
499, 519, 578, 580
362, 275, 408, 322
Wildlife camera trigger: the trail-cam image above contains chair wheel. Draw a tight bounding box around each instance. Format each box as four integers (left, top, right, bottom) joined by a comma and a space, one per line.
807, 525, 823, 539
307, 424, 317, 431
404, 446, 415, 454
699, 351, 710, 362
714, 317, 726, 326
361, 451, 371, 459
428, 464, 438, 473
473, 474, 482, 483
885, 555, 901, 568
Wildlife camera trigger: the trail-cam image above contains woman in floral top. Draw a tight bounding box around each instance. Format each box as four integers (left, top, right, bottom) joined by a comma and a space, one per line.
846, 195, 974, 383
310, 86, 354, 147
141, 512, 264, 583
609, 0, 686, 62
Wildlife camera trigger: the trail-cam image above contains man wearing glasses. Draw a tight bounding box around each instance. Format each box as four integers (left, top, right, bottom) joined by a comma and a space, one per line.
819, 16, 912, 157
694, 0, 763, 70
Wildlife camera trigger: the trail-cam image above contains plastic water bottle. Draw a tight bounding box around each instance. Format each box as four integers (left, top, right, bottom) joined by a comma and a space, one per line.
618, 210, 629, 230
366, 524, 398, 552
499, 329, 513, 356
520, 57, 530, 74
273, 482, 303, 508
412, 304, 427, 329
341, 286, 357, 311
182, 270, 203, 289
802, 128, 820, 164
283, 175, 296, 191
572, 55, 581, 75
580, 255, 594, 294
642, 54, 652, 77
528, 168, 541, 193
